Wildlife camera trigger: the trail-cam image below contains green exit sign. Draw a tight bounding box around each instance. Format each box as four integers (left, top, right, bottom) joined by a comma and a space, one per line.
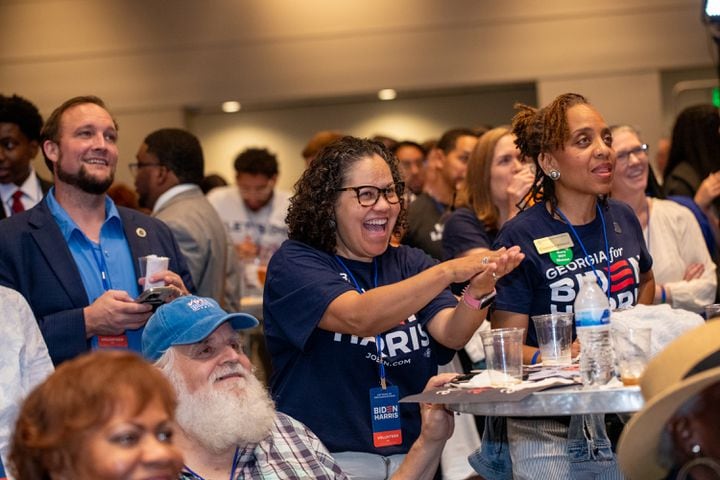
714, 86, 720, 107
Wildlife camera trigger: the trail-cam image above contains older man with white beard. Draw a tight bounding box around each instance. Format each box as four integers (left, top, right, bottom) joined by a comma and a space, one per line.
143, 295, 458, 480
142, 295, 348, 479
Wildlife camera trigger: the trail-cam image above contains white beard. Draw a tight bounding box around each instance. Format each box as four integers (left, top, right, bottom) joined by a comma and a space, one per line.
169, 364, 276, 454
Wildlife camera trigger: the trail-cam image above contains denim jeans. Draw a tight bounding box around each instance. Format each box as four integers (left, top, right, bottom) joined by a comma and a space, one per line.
469, 415, 624, 479
467, 416, 513, 480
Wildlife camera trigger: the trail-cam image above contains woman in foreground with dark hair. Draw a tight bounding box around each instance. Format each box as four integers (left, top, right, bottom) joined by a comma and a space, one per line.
263, 136, 523, 479
9, 350, 183, 480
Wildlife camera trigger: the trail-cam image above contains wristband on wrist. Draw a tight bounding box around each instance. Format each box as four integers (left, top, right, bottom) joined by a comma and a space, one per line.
461, 285, 496, 310
660, 285, 667, 304
531, 349, 541, 365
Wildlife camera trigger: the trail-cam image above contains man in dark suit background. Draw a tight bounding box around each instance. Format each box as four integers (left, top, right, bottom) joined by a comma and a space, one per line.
0, 95, 194, 365
0, 94, 53, 219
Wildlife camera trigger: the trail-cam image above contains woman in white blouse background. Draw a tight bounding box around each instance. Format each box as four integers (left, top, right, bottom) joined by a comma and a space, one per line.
610, 125, 717, 312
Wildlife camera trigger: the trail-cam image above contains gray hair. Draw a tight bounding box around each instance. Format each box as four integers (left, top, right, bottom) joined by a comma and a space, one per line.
609, 124, 643, 140
154, 347, 178, 376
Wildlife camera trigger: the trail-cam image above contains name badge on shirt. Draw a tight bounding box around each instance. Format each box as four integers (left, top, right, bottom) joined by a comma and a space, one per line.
370, 385, 402, 448
97, 334, 129, 349
533, 233, 574, 254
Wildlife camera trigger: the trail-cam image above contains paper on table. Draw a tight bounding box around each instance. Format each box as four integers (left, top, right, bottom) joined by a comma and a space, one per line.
451, 371, 576, 391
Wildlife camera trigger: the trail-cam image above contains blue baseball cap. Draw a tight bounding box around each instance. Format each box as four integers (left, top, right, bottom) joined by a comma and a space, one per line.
142, 295, 259, 362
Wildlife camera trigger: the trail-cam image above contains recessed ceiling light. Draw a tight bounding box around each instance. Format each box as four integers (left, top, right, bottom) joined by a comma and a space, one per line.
378, 89, 397, 101
221, 101, 241, 113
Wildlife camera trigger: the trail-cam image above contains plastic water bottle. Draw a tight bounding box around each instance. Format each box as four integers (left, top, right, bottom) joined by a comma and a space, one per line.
574, 274, 613, 386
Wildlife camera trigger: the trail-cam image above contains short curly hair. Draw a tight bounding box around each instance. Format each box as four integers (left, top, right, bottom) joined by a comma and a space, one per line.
287, 136, 406, 253
512, 92, 590, 210
0, 94, 43, 142
233, 147, 278, 177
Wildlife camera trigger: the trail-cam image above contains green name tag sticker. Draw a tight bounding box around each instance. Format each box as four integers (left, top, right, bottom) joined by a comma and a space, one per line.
549, 248, 573, 266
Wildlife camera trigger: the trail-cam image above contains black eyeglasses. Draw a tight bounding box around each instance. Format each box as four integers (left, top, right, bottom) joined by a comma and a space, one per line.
128, 162, 163, 175
336, 183, 404, 207
616, 144, 649, 163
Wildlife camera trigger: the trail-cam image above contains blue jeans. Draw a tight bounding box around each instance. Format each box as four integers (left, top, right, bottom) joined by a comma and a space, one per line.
468, 416, 513, 480
469, 415, 624, 479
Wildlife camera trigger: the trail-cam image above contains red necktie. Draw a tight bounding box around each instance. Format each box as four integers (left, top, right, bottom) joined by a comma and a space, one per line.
11, 190, 25, 214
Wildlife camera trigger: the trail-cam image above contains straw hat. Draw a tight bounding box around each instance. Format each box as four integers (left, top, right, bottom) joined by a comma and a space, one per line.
617, 321, 720, 479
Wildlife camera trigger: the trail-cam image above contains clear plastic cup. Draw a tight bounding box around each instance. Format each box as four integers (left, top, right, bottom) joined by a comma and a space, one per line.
138, 255, 169, 290
611, 326, 652, 386
480, 328, 525, 386
531, 313, 573, 366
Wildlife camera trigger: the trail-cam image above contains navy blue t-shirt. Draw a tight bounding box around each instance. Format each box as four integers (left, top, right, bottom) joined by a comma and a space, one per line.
442, 206, 496, 261
442, 206, 497, 295
493, 200, 653, 347
263, 240, 456, 455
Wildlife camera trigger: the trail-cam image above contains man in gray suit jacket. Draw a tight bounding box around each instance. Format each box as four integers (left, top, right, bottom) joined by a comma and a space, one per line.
133, 128, 241, 310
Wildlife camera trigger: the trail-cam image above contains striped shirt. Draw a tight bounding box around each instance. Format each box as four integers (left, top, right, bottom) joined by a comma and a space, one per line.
179, 412, 348, 479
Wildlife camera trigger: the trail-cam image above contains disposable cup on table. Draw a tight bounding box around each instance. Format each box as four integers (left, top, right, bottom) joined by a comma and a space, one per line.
480, 327, 525, 386
531, 312, 573, 366
611, 326, 651, 386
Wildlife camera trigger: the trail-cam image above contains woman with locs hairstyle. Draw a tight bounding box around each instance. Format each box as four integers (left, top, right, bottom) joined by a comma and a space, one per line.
468, 93, 654, 479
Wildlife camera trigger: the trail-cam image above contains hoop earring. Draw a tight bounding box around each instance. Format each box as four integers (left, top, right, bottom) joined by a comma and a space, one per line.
549, 170, 561, 181
677, 456, 720, 480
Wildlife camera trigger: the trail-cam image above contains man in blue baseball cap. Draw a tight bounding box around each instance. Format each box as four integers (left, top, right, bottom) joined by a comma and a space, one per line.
143, 295, 348, 479
143, 295, 457, 480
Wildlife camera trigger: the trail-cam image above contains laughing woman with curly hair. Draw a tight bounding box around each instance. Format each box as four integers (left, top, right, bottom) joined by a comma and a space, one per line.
263, 136, 523, 479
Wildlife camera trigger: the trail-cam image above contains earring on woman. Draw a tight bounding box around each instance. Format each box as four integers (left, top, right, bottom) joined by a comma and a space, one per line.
677, 457, 720, 480
549, 170, 561, 181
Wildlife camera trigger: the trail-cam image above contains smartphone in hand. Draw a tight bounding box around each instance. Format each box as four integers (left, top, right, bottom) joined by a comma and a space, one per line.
135, 286, 175, 307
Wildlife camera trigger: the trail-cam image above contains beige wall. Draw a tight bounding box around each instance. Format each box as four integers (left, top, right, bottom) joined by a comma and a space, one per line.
2, 0, 714, 187
538, 72, 664, 172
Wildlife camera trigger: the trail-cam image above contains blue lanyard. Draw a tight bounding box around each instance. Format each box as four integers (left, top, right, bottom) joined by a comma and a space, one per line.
555, 204, 611, 301
334, 256, 387, 389
183, 447, 240, 480
90, 243, 111, 291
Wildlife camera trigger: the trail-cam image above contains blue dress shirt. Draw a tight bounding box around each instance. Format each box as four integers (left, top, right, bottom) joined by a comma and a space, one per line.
46, 189, 143, 351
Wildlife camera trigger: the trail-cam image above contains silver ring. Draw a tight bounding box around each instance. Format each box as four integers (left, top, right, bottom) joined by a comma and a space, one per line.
492, 272, 497, 281
482, 256, 489, 265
